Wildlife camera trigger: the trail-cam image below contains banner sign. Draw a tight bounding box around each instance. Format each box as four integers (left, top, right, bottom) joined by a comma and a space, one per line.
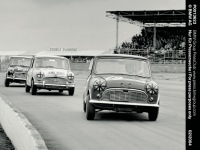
49, 48, 77, 51
186, 0, 198, 150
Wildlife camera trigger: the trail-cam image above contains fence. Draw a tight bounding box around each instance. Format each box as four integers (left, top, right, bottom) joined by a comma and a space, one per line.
116, 48, 186, 64
0, 49, 186, 72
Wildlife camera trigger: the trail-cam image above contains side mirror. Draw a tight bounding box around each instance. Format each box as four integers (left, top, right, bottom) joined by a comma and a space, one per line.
88, 66, 92, 71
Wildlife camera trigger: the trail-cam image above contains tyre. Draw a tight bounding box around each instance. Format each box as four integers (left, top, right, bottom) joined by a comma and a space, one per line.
148, 107, 159, 121
25, 82, 31, 92
83, 95, 87, 112
83, 100, 86, 112
86, 95, 95, 120
4, 78, 10, 87
31, 79, 37, 95
59, 90, 63, 93
68, 87, 75, 96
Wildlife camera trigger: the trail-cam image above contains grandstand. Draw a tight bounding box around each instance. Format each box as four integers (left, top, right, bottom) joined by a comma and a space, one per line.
106, 10, 186, 64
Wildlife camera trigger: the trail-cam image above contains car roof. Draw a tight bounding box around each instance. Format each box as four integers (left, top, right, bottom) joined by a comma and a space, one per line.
34, 55, 67, 59
95, 54, 148, 60
10, 55, 32, 59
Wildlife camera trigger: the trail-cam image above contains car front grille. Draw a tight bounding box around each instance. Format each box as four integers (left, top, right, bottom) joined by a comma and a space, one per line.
101, 89, 148, 103
14, 72, 26, 79
44, 77, 66, 85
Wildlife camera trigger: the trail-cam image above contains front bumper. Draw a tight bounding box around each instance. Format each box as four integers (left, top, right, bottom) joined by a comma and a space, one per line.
34, 82, 75, 90
89, 99, 159, 107
6, 77, 26, 83
89, 98, 159, 112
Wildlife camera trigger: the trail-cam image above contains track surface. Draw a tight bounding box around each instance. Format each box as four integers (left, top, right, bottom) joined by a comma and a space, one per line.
0, 73, 185, 150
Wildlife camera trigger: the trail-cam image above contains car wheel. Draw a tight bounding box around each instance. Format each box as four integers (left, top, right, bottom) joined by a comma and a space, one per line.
25, 82, 31, 92
83, 100, 86, 112
68, 87, 74, 96
86, 95, 95, 120
59, 90, 63, 93
83, 94, 88, 112
31, 79, 37, 95
4, 79, 10, 87
148, 107, 159, 121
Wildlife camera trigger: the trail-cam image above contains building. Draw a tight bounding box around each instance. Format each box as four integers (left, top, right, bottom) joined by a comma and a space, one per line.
35, 49, 111, 63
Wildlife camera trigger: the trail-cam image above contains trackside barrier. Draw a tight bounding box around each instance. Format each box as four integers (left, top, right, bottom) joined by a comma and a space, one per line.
0, 96, 48, 150
70, 63, 185, 73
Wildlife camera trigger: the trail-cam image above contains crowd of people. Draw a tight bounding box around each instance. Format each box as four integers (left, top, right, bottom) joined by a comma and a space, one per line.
120, 27, 185, 55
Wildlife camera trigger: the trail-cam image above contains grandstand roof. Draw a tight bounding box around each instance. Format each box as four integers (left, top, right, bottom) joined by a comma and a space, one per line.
0, 51, 27, 56
106, 9, 186, 26
35, 50, 110, 57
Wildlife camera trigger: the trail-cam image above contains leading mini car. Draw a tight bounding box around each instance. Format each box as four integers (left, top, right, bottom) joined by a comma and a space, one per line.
4, 56, 32, 87
83, 54, 160, 121
25, 55, 75, 95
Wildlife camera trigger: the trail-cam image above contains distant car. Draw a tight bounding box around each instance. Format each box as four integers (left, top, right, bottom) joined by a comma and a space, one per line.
83, 54, 160, 121
4, 56, 32, 87
25, 55, 75, 95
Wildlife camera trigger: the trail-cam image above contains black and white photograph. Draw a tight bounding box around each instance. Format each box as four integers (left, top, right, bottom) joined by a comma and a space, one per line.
0, 0, 198, 150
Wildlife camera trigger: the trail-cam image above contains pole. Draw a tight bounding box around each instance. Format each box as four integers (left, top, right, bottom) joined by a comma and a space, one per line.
153, 22, 156, 51
116, 15, 119, 53
0, 56, 1, 72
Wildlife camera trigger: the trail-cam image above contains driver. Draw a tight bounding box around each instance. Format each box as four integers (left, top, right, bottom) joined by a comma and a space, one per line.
125, 63, 136, 75
35, 59, 42, 68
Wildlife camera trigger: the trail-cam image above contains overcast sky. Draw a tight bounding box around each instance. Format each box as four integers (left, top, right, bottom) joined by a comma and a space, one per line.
0, 0, 185, 53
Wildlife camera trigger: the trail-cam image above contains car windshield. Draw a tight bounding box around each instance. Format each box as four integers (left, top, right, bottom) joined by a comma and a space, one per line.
94, 58, 151, 77
35, 57, 69, 69
9, 57, 31, 67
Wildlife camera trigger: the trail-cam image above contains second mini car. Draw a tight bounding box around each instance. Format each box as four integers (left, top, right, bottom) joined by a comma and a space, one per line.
25, 55, 75, 95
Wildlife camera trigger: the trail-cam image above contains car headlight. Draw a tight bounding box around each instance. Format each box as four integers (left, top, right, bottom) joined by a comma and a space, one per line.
8, 68, 14, 75
67, 72, 74, 80
93, 77, 107, 93
145, 81, 158, 102
36, 72, 44, 78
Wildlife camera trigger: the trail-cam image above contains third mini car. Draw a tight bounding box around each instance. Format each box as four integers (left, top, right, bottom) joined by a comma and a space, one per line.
5, 56, 32, 87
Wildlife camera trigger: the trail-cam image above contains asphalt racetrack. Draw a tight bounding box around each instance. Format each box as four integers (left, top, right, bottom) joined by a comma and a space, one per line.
0, 72, 185, 150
